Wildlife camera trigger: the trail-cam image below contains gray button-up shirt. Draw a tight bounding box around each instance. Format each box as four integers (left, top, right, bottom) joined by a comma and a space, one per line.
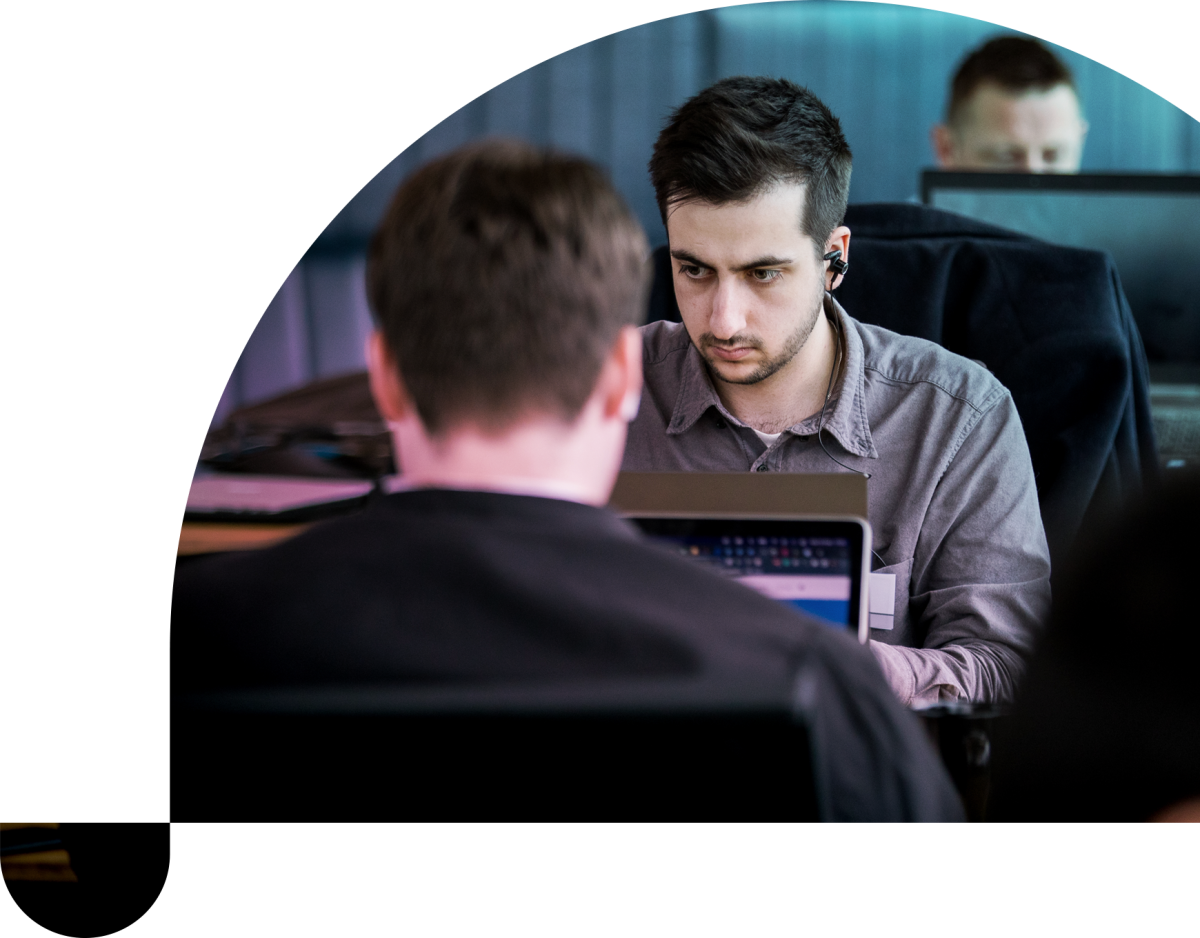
622, 297, 1052, 706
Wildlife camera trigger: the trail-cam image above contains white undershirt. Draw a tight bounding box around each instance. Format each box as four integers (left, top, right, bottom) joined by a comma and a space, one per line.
751, 428, 783, 447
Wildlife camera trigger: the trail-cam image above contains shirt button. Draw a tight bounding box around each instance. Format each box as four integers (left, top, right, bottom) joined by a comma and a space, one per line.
714, 418, 726, 429
798, 435, 809, 442
756, 464, 770, 472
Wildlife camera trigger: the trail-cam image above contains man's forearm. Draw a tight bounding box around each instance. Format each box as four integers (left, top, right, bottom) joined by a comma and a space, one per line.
868, 640, 1027, 707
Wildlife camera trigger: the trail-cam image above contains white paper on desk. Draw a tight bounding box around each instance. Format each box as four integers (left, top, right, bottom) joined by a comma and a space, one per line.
869, 572, 896, 630
187, 475, 374, 514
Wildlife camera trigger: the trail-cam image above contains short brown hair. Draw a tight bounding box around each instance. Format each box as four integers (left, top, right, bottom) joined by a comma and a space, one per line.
649, 76, 852, 248
366, 140, 649, 436
947, 36, 1077, 126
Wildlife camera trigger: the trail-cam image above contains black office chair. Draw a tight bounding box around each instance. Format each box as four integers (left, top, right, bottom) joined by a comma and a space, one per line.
172, 677, 820, 822
138, 681, 816, 878
647, 202, 1159, 575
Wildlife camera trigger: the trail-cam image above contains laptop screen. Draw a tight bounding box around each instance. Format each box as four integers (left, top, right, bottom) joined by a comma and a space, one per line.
630, 517, 868, 641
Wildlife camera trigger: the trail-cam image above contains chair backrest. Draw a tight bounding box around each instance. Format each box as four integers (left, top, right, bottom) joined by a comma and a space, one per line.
647, 202, 1159, 573
172, 679, 819, 822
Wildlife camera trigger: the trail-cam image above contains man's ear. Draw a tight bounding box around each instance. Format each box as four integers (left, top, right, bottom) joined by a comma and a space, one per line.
932, 124, 956, 167
824, 226, 851, 292
599, 325, 644, 422
366, 330, 410, 423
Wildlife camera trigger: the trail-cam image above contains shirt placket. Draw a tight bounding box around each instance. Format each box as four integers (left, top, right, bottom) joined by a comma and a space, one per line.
753, 428, 819, 472
703, 405, 765, 470
750, 447, 772, 472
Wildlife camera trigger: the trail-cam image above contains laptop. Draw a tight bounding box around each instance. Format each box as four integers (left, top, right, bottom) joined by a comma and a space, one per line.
626, 514, 872, 643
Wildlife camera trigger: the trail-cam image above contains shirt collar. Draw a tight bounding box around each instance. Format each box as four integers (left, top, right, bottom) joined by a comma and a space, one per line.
665, 295, 877, 459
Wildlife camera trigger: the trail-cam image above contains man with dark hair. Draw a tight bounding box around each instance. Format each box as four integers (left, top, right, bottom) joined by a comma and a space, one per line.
624, 77, 1052, 707
932, 35, 1088, 172
172, 139, 962, 820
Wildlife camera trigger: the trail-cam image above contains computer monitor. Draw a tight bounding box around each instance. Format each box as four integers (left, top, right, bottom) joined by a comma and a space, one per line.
922, 171, 1200, 367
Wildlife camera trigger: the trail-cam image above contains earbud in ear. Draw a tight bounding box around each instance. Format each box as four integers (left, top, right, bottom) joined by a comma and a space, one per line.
822, 249, 849, 276
619, 389, 642, 422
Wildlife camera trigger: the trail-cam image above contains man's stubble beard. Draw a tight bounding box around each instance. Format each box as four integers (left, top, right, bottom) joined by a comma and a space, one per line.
700, 285, 826, 387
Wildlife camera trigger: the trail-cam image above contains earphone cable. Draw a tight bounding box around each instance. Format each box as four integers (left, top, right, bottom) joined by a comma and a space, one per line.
816, 292, 886, 569
815, 296, 865, 479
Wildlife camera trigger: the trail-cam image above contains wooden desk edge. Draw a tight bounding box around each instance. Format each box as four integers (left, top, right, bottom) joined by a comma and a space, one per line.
179, 522, 312, 556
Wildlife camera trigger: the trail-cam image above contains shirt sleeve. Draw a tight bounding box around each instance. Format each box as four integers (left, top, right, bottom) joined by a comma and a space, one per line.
875, 391, 1052, 706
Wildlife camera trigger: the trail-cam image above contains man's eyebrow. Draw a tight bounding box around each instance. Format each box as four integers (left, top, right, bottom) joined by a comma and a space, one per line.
669, 250, 795, 272
732, 255, 793, 272
669, 249, 710, 268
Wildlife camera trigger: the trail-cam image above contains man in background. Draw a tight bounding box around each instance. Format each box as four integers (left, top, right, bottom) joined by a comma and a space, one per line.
932, 35, 1088, 173
172, 140, 962, 821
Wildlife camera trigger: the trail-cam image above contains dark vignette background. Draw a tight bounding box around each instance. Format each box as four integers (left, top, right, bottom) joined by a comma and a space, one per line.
14, 3, 1195, 878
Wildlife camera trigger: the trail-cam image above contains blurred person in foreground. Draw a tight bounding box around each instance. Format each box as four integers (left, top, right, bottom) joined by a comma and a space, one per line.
990, 475, 1200, 821
932, 35, 1089, 173
172, 140, 962, 821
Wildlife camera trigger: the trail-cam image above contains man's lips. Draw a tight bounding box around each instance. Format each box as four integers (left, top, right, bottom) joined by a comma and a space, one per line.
707, 345, 756, 362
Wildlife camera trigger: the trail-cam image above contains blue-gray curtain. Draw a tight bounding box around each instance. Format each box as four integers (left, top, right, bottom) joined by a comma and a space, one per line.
214, 0, 1200, 423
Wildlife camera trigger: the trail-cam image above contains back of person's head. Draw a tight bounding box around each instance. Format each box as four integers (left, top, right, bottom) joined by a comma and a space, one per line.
946, 35, 1076, 127
990, 474, 1200, 820
649, 76, 852, 249
367, 139, 649, 437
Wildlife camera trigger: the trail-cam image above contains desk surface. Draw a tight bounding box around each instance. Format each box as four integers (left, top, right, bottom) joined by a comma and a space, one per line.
178, 521, 311, 556
179, 471, 871, 556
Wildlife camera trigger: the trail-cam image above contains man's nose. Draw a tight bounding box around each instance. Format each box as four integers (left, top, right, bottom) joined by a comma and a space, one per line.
709, 277, 749, 339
